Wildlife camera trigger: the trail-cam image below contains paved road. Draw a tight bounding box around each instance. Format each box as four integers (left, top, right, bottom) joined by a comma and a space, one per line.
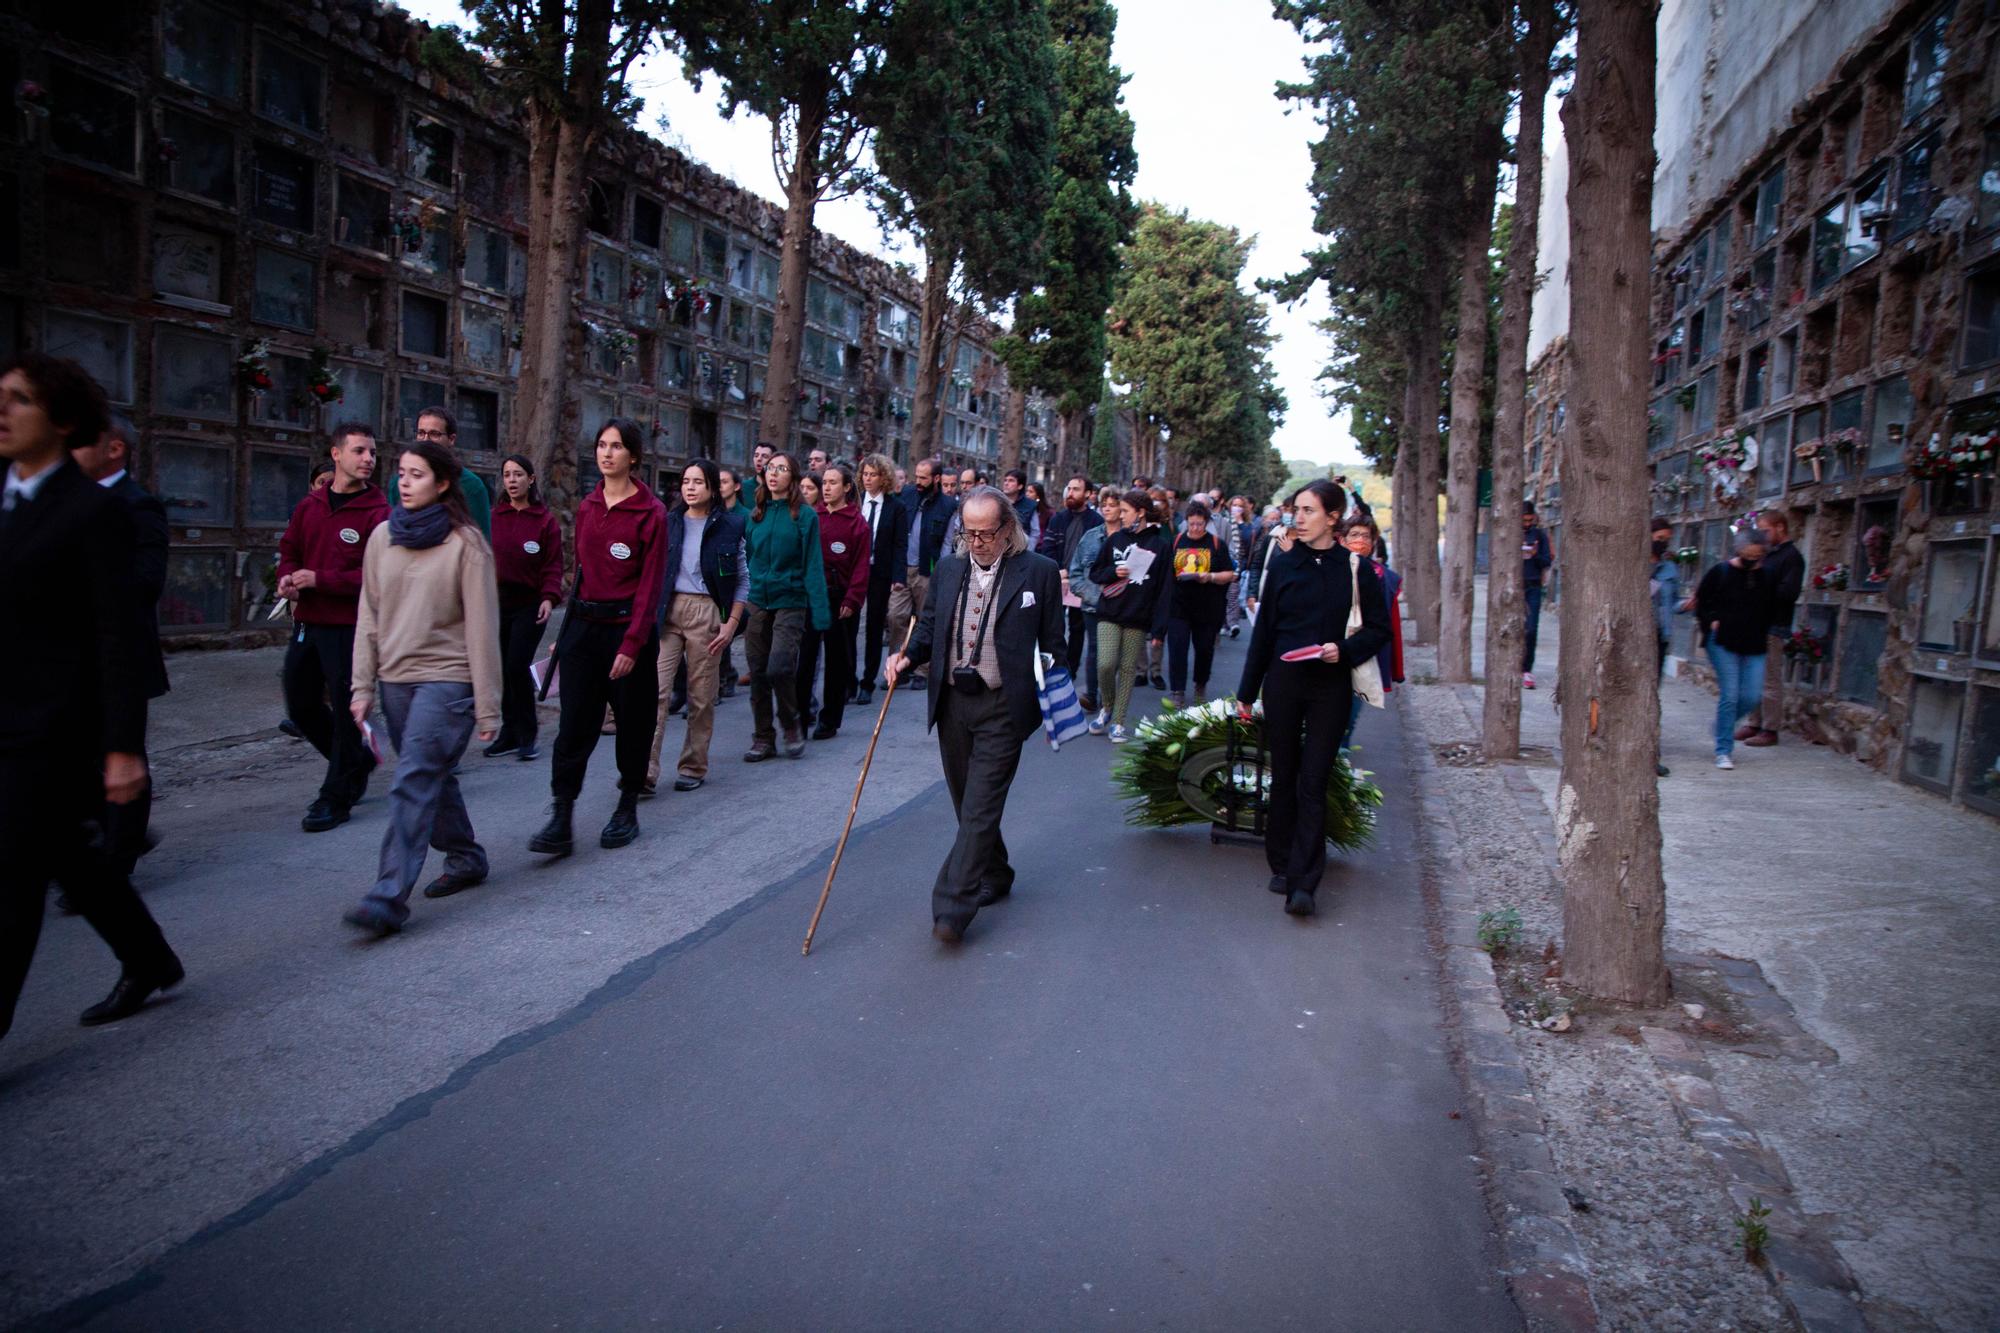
9, 638, 1516, 1330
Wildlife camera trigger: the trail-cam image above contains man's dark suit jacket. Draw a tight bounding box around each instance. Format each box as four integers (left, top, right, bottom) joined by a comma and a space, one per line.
0, 458, 144, 802
106, 472, 170, 701
906, 547, 1066, 744
862, 490, 910, 587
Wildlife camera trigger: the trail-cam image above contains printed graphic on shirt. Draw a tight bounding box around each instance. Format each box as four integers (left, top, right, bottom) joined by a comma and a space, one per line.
1173, 543, 1213, 578
339, 528, 360, 544
609, 542, 632, 561
524, 540, 541, 554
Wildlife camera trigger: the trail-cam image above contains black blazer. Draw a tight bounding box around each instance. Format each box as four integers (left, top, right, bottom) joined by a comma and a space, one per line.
906, 548, 1066, 744
0, 458, 145, 795
107, 471, 171, 700
860, 490, 910, 586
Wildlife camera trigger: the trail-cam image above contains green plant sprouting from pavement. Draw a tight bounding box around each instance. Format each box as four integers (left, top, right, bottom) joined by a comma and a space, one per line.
1735, 1198, 1772, 1261
1477, 907, 1523, 954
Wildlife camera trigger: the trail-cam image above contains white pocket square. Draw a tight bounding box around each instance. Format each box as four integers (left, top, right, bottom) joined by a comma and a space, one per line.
1020, 590, 1036, 609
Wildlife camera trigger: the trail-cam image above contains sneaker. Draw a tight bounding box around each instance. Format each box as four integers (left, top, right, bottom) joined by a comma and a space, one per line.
1088, 708, 1109, 736
1109, 724, 1128, 744
1523, 672, 1536, 690
1715, 753, 1735, 770
483, 737, 519, 758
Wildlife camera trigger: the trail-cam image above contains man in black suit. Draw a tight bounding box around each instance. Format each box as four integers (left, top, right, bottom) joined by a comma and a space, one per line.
885, 486, 1065, 945
71, 415, 169, 874
855, 452, 910, 705
0, 354, 183, 1040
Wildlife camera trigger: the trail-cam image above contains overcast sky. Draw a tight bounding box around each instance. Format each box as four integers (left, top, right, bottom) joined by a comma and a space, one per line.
403, 0, 1362, 468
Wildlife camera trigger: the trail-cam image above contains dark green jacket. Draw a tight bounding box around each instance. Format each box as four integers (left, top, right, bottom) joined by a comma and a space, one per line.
746, 501, 831, 631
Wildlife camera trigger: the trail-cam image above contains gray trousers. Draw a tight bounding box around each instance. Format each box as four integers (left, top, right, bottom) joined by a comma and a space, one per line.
365, 681, 487, 923
932, 685, 1024, 929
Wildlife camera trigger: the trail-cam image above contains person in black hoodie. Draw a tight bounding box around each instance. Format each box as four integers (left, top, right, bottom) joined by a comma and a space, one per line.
1695, 537, 1774, 771
1087, 489, 1174, 742
1237, 479, 1390, 918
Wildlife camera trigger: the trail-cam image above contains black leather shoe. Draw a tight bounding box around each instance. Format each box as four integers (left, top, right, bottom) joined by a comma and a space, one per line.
673, 775, 704, 792
811, 725, 839, 740
1150, 673, 1168, 691
302, 799, 350, 833
1284, 889, 1316, 917
483, 737, 519, 758
909, 676, 927, 692
1268, 875, 1288, 895
1656, 763, 1670, 777
528, 799, 574, 855
342, 904, 401, 936
932, 919, 965, 946
79, 957, 185, 1026
600, 793, 640, 849
974, 884, 1011, 908
279, 718, 304, 739
421, 870, 487, 899
855, 685, 874, 705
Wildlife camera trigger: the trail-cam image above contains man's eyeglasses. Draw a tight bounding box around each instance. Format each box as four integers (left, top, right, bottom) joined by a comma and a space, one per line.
961, 526, 1003, 543
415, 428, 450, 442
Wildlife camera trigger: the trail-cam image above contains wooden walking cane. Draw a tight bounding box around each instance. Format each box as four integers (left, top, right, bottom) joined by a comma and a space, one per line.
802, 619, 918, 955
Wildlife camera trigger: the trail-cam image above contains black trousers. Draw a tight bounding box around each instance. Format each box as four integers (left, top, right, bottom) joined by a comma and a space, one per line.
932, 685, 1024, 930
2, 757, 176, 1040
498, 603, 548, 748
1166, 612, 1223, 693
1064, 605, 1087, 679
1262, 659, 1355, 897
861, 575, 894, 686
283, 622, 372, 806
549, 618, 659, 801
800, 612, 860, 732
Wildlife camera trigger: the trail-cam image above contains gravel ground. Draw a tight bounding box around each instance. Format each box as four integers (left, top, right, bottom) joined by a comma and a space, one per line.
1402, 681, 1788, 1331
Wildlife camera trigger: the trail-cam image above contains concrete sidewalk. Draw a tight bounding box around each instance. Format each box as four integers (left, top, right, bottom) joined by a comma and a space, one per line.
1412, 578, 2000, 1331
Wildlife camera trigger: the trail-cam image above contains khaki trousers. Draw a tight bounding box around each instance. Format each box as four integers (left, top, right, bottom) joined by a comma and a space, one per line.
648, 594, 724, 783
887, 573, 931, 680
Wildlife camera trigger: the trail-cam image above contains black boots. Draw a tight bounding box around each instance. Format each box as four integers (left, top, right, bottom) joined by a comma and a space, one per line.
600, 792, 640, 849
528, 799, 575, 855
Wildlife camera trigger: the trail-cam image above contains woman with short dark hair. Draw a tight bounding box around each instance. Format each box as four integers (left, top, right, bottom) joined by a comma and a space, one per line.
1238, 479, 1390, 918
529, 419, 667, 855
488, 453, 562, 760
343, 440, 502, 933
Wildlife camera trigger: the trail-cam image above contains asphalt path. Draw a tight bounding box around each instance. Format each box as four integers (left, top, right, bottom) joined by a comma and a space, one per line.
9, 634, 1516, 1330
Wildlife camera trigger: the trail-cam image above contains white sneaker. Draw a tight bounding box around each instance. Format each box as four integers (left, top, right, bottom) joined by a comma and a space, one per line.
1088, 708, 1109, 735
1715, 753, 1735, 770
1109, 724, 1128, 744
1523, 672, 1536, 690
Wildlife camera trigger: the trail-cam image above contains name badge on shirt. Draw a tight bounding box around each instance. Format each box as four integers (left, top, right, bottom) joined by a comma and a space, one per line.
524, 540, 541, 554
609, 542, 632, 561
831, 541, 847, 555
338, 527, 360, 545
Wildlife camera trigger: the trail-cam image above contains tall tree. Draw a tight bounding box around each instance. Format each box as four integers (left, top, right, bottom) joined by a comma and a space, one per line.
457, 0, 665, 497
871, 0, 1059, 461
1557, 0, 1668, 1006
1483, 0, 1561, 759
1440, 143, 1502, 681
994, 0, 1139, 477
667, 0, 893, 453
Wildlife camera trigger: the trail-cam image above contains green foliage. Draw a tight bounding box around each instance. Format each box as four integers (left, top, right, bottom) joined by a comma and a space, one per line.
1476, 906, 1523, 953
994, 0, 1139, 416
1089, 384, 1121, 481
868, 0, 1059, 305
1735, 1198, 1772, 1261
457, 0, 666, 127
1108, 206, 1287, 484
1110, 699, 1383, 850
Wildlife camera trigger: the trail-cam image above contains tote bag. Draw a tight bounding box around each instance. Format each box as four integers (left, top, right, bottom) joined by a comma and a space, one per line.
1349, 552, 1386, 709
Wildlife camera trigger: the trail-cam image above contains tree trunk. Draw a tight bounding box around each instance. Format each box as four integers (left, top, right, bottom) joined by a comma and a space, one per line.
1556, 0, 1669, 1008
1483, 0, 1553, 761
758, 113, 825, 456
517, 106, 592, 522
1405, 273, 1447, 644
1392, 374, 1416, 598
909, 244, 955, 462
1440, 152, 1500, 683
999, 384, 1026, 472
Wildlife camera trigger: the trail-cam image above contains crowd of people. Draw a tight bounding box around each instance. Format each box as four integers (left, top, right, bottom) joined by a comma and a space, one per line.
2, 348, 1420, 1033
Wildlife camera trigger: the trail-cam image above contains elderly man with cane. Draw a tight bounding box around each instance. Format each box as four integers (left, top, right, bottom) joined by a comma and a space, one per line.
884, 486, 1065, 946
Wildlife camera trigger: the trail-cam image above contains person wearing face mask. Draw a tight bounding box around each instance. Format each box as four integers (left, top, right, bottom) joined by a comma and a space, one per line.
1647, 516, 1680, 779
342, 441, 502, 934
1694, 537, 1774, 771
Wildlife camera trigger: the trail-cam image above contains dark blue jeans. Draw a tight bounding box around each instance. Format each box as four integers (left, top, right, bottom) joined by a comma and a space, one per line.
1523, 585, 1545, 671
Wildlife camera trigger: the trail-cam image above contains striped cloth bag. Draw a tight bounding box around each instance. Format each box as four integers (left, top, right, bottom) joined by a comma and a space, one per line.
1033, 651, 1091, 751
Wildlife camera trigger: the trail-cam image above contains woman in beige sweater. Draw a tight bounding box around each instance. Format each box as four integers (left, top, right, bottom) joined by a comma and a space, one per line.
343, 440, 502, 935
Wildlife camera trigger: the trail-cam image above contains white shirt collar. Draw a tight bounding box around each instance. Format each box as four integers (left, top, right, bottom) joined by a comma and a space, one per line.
97, 468, 127, 489
5, 455, 64, 505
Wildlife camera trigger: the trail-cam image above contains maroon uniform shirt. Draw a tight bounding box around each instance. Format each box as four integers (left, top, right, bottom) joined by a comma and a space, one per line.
276, 483, 390, 626
815, 503, 872, 617
491, 501, 564, 609
572, 480, 668, 658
